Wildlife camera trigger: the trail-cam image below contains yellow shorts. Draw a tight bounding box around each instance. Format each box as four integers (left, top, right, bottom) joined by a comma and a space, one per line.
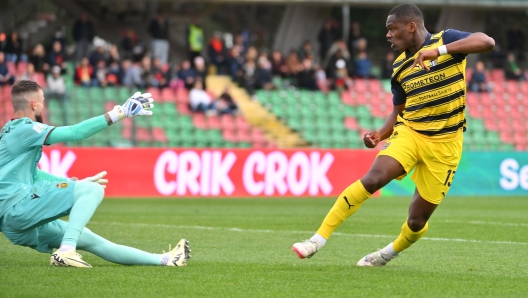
378, 125, 463, 204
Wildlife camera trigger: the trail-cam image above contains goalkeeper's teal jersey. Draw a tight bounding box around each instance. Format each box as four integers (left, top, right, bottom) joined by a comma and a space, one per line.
0, 118, 55, 219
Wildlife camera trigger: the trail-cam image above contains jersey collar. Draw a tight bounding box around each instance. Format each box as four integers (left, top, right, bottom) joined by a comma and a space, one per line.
405, 33, 432, 59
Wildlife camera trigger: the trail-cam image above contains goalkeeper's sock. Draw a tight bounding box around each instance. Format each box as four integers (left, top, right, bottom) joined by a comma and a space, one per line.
75, 227, 165, 265
316, 180, 371, 239
393, 220, 429, 253
61, 182, 104, 248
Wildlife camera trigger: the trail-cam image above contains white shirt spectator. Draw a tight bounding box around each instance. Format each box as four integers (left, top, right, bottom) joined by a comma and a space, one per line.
47, 74, 66, 94
189, 88, 212, 110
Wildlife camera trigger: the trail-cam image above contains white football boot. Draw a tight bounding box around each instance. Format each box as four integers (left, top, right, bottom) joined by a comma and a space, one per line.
292, 240, 320, 259
50, 250, 92, 268
356, 249, 397, 267
164, 239, 191, 266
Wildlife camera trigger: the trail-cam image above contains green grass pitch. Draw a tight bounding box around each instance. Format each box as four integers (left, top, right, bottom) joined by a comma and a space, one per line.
1, 196, 528, 297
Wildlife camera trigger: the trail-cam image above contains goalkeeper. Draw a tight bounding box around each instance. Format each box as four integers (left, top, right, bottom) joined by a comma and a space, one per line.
0, 80, 190, 268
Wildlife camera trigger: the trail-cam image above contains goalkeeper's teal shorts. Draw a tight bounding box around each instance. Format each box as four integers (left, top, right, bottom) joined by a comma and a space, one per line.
0, 180, 75, 253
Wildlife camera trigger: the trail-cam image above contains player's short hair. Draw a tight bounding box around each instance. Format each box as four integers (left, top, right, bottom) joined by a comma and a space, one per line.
11, 80, 42, 111
389, 3, 424, 22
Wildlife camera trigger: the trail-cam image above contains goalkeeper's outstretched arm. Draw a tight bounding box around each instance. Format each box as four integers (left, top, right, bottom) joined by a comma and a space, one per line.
45, 92, 154, 145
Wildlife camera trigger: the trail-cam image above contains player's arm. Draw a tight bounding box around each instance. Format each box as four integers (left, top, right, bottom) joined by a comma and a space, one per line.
412, 31, 495, 71
363, 104, 405, 148
34, 166, 108, 188
34, 167, 68, 182
45, 92, 154, 145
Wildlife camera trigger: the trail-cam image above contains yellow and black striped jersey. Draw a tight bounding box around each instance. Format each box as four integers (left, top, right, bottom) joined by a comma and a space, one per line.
391, 29, 472, 141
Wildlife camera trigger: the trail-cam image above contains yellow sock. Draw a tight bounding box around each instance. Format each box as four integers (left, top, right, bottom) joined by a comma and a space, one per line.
392, 220, 429, 253
316, 180, 371, 239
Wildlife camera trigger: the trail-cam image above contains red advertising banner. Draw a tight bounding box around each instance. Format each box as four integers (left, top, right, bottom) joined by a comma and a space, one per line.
39, 148, 379, 198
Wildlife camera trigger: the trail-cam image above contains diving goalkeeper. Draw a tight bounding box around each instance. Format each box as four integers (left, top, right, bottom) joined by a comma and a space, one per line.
0, 80, 190, 268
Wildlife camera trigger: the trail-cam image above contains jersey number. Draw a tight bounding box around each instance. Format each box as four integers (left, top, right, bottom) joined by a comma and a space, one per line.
444, 169, 456, 187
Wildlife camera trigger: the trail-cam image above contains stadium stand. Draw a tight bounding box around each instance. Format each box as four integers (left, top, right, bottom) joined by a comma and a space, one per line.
1, 66, 527, 151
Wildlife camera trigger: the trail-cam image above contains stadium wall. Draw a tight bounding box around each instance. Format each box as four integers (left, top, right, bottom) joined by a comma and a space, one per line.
39, 148, 528, 198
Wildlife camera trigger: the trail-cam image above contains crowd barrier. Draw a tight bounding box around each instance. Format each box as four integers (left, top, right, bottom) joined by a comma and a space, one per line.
39, 148, 528, 197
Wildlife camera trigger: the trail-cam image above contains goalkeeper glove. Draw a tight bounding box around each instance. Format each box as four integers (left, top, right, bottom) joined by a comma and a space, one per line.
70, 171, 109, 188
108, 92, 154, 123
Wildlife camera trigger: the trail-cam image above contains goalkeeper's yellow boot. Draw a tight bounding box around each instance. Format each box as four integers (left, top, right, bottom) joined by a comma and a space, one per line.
50, 250, 92, 268
163, 239, 191, 267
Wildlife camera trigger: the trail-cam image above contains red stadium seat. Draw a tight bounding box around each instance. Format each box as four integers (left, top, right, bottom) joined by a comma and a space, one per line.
465, 68, 472, 82
235, 116, 251, 131
251, 128, 266, 142
175, 88, 189, 103
353, 79, 367, 93
222, 129, 237, 142
152, 127, 168, 143
344, 117, 359, 130
236, 129, 251, 142
147, 87, 161, 102
341, 91, 354, 105
506, 81, 519, 93
206, 115, 221, 129
491, 69, 505, 82
177, 103, 191, 115
136, 127, 152, 142
16, 61, 28, 75
161, 88, 175, 102
220, 115, 235, 130
192, 113, 207, 129
368, 80, 382, 93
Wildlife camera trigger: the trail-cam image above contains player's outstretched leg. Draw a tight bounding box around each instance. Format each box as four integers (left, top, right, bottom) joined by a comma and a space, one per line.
51, 181, 105, 268
357, 189, 435, 267
292, 180, 371, 259
292, 156, 405, 259
77, 228, 191, 266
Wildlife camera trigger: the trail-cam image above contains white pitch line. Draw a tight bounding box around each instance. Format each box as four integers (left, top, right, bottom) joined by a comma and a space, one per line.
439, 219, 528, 227
89, 222, 528, 246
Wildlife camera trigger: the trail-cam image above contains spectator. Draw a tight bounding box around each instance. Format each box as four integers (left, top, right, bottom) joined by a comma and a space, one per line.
255, 56, 274, 90
354, 51, 373, 79
298, 40, 315, 61
315, 63, 329, 91
323, 40, 351, 69
326, 49, 352, 80
194, 56, 207, 88
489, 44, 507, 69
189, 79, 215, 114
186, 18, 204, 66
121, 59, 142, 88
121, 29, 136, 59
107, 44, 120, 65
46, 65, 68, 124
106, 61, 121, 86
469, 61, 489, 93
217, 89, 238, 115
50, 29, 67, 54
208, 31, 227, 74
0, 52, 15, 86
504, 52, 525, 81
148, 10, 170, 64
333, 59, 352, 91
245, 46, 258, 62
152, 57, 170, 88
48, 41, 67, 74
233, 34, 247, 57
270, 50, 287, 78
19, 63, 39, 82
73, 12, 95, 61
506, 23, 525, 61
29, 44, 50, 74
139, 56, 153, 88
89, 46, 107, 67
348, 21, 363, 55
381, 51, 395, 79
228, 46, 244, 81
318, 20, 340, 61
297, 58, 318, 90
285, 50, 302, 77
94, 59, 109, 87
5, 32, 24, 63
0, 33, 7, 53
241, 59, 257, 95
74, 57, 96, 86
178, 59, 197, 90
